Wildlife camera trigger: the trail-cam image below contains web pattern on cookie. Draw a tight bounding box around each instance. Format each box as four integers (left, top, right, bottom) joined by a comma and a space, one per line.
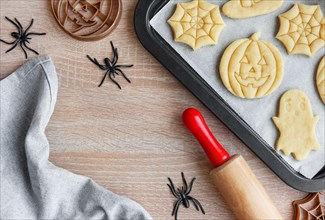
276, 4, 324, 56
168, 0, 225, 50
293, 192, 325, 220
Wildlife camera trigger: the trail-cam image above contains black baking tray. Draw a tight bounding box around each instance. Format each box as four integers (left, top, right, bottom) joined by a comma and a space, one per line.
134, 0, 325, 192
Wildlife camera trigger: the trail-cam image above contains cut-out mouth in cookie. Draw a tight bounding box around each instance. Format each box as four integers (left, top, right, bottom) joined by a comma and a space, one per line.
235, 73, 270, 88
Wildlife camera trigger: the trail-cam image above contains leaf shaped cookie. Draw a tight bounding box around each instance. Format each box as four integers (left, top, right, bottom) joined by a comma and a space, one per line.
222, 0, 283, 19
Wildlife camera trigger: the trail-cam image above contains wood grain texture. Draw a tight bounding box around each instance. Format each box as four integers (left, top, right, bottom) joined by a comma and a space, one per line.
0, 0, 306, 219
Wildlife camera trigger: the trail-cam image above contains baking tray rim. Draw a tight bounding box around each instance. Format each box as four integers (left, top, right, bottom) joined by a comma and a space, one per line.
134, 0, 325, 192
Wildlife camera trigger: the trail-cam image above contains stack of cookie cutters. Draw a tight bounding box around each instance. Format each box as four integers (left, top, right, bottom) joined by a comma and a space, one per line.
51, 0, 121, 41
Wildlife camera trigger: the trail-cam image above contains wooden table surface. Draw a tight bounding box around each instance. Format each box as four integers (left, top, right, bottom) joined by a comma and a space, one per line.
0, 1, 307, 219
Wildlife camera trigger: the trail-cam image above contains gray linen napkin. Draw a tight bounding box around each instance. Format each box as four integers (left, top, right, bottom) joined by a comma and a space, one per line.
0, 55, 152, 220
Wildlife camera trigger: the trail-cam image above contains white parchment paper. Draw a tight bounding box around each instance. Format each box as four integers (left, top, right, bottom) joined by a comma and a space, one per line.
150, 0, 325, 179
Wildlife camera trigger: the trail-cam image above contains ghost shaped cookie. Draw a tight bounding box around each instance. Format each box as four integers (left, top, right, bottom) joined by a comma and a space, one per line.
167, 0, 225, 50
222, 0, 283, 19
272, 90, 320, 160
316, 57, 325, 104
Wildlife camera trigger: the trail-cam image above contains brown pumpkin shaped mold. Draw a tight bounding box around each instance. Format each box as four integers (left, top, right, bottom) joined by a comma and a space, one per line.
51, 0, 121, 41
219, 32, 283, 99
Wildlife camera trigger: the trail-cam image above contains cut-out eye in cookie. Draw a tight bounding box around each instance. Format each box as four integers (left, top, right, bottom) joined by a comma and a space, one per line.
258, 57, 266, 65
300, 103, 306, 111
285, 98, 292, 112
240, 56, 249, 64
286, 104, 292, 112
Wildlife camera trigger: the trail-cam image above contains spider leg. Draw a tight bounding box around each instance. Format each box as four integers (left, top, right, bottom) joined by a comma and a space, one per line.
20, 41, 28, 59
96, 58, 109, 70
115, 64, 134, 68
25, 32, 46, 37
98, 71, 108, 87
5, 41, 18, 53
4, 16, 20, 30
167, 183, 178, 198
86, 55, 106, 70
110, 41, 118, 65
0, 39, 17, 45
14, 18, 24, 33
113, 47, 118, 66
188, 196, 205, 214
185, 177, 196, 195
22, 41, 39, 55
172, 199, 182, 220
181, 172, 188, 193
108, 71, 122, 89
167, 177, 179, 196
115, 68, 131, 83
24, 18, 34, 34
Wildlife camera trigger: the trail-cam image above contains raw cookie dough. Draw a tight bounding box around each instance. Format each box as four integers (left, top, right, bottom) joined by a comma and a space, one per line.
316, 57, 325, 104
167, 0, 225, 50
222, 0, 283, 19
272, 90, 320, 160
219, 32, 283, 99
276, 3, 325, 57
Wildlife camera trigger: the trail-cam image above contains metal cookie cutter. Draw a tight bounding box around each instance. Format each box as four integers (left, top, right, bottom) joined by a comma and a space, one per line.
51, 0, 121, 41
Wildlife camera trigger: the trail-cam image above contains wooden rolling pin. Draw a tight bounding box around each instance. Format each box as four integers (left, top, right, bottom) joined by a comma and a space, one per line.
182, 108, 283, 220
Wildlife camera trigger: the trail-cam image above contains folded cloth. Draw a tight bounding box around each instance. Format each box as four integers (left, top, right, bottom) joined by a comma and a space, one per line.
0, 55, 152, 220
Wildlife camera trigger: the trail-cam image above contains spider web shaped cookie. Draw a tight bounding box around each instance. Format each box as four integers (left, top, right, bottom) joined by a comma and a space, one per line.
276, 3, 325, 57
168, 0, 225, 50
293, 192, 325, 220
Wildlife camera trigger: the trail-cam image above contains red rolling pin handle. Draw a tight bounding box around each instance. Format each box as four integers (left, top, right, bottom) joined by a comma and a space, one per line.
182, 108, 230, 168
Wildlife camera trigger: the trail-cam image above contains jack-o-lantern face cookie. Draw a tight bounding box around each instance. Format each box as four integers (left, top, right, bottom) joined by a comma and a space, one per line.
316, 57, 325, 104
219, 32, 283, 99
276, 3, 325, 57
51, 0, 121, 41
222, 0, 283, 19
167, 0, 225, 50
272, 90, 320, 160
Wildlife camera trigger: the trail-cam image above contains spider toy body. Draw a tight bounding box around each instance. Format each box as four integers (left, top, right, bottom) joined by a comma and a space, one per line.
0, 17, 46, 59
87, 41, 133, 89
167, 172, 205, 220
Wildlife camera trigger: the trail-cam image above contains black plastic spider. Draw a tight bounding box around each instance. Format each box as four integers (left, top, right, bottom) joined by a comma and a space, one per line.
86, 41, 133, 89
0, 17, 46, 59
167, 172, 205, 220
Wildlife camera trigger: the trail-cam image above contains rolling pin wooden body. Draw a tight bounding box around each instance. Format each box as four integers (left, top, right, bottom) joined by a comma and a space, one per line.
182, 108, 283, 220
210, 154, 283, 219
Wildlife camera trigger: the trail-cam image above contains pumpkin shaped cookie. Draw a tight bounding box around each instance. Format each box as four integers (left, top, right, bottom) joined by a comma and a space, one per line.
222, 0, 283, 19
219, 32, 283, 99
272, 90, 320, 160
316, 57, 325, 104
167, 0, 225, 50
